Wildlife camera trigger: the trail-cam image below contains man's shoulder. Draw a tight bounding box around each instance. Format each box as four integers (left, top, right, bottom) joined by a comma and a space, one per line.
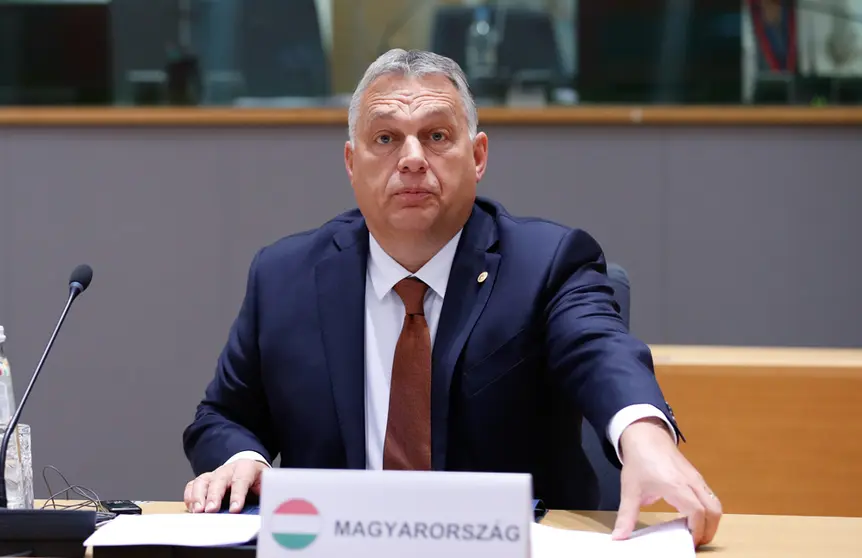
478, 197, 605, 266
253, 207, 364, 270
477, 197, 574, 241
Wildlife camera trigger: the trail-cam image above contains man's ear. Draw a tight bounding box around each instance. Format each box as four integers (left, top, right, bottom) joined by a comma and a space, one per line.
344, 141, 354, 181
473, 132, 489, 182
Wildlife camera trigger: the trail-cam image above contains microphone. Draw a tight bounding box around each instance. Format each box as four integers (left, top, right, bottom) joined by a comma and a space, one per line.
0, 266, 97, 558
69, 264, 94, 299
0, 264, 93, 508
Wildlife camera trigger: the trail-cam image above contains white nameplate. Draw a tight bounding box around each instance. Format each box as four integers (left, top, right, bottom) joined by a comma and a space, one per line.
256, 468, 532, 558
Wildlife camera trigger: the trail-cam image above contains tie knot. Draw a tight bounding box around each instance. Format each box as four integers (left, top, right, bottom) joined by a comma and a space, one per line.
393, 277, 429, 316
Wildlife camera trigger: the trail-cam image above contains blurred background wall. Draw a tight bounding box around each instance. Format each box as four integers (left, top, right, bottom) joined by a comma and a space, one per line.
1, 123, 859, 501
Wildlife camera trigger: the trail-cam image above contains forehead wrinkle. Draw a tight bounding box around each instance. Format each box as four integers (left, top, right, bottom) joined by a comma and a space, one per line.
362, 79, 459, 125
367, 105, 455, 122
364, 100, 459, 132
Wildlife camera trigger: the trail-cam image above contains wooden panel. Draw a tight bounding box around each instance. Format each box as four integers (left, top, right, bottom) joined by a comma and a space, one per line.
645, 345, 862, 518
1, 107, 861, 127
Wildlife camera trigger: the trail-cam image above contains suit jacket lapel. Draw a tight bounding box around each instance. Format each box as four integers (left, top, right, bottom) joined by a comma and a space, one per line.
315, 219, 368, 469
431, 205, 500, 470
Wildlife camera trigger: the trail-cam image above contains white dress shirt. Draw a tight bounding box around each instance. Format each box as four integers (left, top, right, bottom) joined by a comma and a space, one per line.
227, 230, 674, 469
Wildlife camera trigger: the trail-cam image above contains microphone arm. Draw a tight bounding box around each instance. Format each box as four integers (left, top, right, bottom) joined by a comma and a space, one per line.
0, 285, 81, 508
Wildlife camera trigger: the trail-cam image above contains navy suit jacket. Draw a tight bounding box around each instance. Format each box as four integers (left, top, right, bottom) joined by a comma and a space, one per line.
183, 197, 679, 510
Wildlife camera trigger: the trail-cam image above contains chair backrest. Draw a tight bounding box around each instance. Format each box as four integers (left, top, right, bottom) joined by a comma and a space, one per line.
580, 262, 631, 510
607, 263, 630, 330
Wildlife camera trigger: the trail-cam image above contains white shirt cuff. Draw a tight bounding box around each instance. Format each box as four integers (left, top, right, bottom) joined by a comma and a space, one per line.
224, 451, 271, 467
606, 404, 677, 463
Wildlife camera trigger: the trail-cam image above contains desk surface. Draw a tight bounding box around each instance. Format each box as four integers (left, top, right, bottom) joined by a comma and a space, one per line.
544, 510, 862, 557
119, 501, 861, 556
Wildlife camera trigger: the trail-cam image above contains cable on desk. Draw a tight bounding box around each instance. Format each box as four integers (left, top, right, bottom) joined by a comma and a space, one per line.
39, 465, 116, 526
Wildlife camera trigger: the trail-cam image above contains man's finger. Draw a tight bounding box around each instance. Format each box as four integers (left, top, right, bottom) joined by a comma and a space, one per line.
183, 481, 194, 512
190, 474, 211, 513
664, 486, 706, 546
228, 462, 259, 512
611, 488, 641, 540
693, 484, 722, 546
251, 472, 264, 495
204, 469, 232, 513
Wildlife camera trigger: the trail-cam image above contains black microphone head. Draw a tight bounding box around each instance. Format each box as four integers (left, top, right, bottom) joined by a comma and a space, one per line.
69, 264, 93, 294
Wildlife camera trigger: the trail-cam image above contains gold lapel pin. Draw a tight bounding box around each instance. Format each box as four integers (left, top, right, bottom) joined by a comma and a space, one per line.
477, 271, 488, 283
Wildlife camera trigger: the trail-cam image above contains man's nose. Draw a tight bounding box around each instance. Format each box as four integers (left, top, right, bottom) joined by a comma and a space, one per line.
398, 136, 427, 173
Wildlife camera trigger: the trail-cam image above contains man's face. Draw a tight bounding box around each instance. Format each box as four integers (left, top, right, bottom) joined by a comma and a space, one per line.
344, 73, 488, 240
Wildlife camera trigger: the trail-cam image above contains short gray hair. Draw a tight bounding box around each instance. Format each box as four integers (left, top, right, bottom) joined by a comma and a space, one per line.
347, 49, 478, 143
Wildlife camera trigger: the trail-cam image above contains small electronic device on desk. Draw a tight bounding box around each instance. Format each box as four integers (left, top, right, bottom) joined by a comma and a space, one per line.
101, 500, 143, 515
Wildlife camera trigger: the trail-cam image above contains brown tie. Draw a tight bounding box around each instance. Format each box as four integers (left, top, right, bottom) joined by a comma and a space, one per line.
383, 277, 432, 470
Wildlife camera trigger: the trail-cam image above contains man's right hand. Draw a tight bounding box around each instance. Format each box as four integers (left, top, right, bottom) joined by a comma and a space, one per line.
183, 459, 268, 513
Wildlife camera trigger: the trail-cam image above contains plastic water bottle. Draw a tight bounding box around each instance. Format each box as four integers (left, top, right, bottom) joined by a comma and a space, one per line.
465, 5, 499, 83
0, 326, 14, 423
0, 325, 32, 509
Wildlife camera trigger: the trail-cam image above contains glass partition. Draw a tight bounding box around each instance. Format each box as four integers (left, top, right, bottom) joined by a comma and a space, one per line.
1, 0, 861, 107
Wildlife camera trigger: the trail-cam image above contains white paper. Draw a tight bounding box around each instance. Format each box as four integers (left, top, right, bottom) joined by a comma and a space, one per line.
531, 518, 695, 558
83, 513, 261, 548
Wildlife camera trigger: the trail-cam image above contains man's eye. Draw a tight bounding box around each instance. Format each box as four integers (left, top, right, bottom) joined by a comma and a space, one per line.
430, 132, 446, 141
376, 135, 391, 144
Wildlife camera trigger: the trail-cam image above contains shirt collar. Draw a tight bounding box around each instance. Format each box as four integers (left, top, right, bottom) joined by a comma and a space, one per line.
367, 230, 462, 301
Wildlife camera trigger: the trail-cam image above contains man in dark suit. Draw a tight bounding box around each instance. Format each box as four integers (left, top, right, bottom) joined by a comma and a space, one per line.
182, 49, 722, 546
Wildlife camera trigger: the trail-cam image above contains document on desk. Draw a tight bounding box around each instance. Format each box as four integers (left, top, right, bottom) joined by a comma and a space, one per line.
83, 513, 261, 547
531, 518, 695, 558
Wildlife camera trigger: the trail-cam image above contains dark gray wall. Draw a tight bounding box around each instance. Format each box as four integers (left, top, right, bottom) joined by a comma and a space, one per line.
0, 125, 859, 501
